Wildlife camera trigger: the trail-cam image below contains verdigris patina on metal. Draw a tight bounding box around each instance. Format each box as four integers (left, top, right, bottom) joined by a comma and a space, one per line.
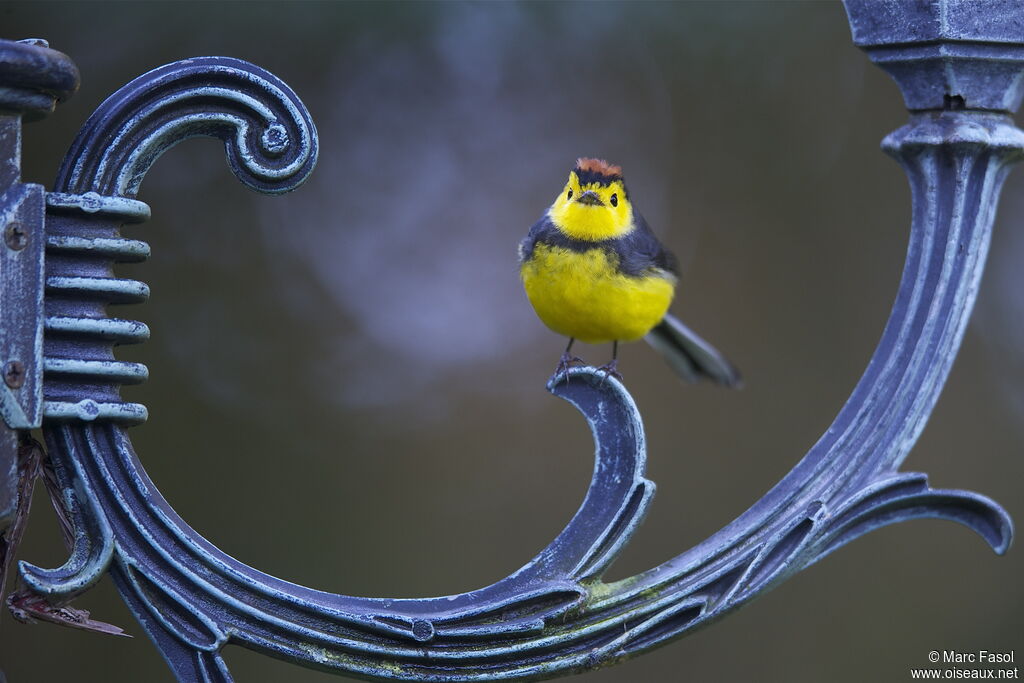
0, 38, 77, 538
0, 1, 1019, 680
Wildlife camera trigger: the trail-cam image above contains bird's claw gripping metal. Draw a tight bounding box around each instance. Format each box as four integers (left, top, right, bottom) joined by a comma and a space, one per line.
595, 359, 623, 383
552, 351, 586, 383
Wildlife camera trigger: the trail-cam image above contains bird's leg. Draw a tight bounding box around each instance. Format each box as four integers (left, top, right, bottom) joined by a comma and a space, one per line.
555, 338, 585, 377
597, 341, 623, 381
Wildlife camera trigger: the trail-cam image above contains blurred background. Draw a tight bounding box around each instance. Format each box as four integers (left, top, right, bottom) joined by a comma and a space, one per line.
1, 1, 1022, 681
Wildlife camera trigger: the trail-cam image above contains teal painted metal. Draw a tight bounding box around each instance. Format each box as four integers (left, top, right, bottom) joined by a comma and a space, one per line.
0, 37, 77, 534
0, 1, 1020, 680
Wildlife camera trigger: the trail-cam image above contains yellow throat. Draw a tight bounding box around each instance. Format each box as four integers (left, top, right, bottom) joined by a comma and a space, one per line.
548, 172, 634, 241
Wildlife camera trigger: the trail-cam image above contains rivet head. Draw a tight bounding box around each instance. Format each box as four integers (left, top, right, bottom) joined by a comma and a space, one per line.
261, 123, 289, 155
80, 192, 103, 213
411, 619, 435, 642
4, 223, 27, 251
3, 361, 26, 389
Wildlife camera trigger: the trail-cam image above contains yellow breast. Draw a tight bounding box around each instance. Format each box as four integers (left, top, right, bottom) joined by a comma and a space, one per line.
520, 244, 675, 344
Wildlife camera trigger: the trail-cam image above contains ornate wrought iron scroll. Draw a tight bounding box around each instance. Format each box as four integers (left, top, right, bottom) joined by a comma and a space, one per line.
0, 1, 1019, 681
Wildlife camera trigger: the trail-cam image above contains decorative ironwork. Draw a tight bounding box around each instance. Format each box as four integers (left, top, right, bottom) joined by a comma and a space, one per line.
0, 1, 1019, 681
0, 37, 78, 537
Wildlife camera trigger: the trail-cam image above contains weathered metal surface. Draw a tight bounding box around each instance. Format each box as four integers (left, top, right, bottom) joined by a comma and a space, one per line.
0, 37, 77, 533
845, 0, 1024, 112
0, 38, 78, 121
0, 181, 45, 430
1, 1, 1020, 680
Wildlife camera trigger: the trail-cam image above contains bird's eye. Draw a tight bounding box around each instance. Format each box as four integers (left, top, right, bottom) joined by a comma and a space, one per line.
567, 189, 573, 200
610, 193, 618, 207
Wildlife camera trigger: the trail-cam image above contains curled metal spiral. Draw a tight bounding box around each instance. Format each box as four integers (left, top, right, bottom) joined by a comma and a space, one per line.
55, 56, 317, 197
23, 57, 319, 617
39, 56, 317, 429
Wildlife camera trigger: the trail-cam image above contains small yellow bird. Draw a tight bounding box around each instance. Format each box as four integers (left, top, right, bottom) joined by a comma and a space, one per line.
519, 158, 740, 385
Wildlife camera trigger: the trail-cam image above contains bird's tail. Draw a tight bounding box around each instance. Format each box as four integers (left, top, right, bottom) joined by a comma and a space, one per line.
644, 313, 742, 387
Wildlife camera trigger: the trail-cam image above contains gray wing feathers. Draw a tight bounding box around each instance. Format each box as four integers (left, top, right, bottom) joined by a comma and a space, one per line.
644, 313, 742, 387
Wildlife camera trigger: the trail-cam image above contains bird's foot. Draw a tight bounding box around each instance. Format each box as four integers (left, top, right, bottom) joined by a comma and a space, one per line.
596, 359, 623, 382
554, 352, 586, 379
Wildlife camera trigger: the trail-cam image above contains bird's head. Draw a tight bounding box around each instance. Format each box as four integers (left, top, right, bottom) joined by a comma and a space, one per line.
549, 158, 633, 241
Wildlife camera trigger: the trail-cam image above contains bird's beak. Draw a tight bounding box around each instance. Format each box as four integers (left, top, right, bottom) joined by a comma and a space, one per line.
576, 190, 604, 206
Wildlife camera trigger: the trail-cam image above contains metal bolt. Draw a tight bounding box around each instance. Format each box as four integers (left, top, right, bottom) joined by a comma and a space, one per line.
411, 619, 435, 642
3, 361, 25, 389
4, 223, 27, 251
261, 123, 289, 155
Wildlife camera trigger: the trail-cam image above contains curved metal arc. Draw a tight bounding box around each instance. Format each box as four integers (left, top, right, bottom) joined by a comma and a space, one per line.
54, 56, 317, 197
808, 473, 1013, 560
24, 55, 1017, 682
17, 425, 114, 600
35, 375, 659, 679
584, 118, 1019, 629
123, 368, 650, 602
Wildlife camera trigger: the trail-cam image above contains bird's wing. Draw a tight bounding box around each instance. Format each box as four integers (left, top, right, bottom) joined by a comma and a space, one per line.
519, 214, 556, 263
614, 212, 679, 278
